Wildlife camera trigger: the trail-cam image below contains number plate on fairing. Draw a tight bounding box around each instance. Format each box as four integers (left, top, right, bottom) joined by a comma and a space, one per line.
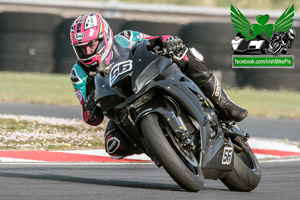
222, 146, 233, 165
109, 60, 133, 86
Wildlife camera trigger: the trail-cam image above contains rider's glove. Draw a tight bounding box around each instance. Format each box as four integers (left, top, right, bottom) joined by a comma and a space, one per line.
162, 36, 185, 56
84, 94, 102, 118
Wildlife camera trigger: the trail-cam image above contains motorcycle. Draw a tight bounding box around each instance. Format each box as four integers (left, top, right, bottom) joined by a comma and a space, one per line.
268, 29, 296, 55
94, 40, 262, 192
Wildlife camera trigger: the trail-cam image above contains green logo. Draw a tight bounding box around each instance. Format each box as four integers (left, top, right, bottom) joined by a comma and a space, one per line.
230, 5, 296, 68
231, 4, 294, 40
230, 5, 296, 56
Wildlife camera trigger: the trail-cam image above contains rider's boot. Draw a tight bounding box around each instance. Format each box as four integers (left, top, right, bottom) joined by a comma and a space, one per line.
199, 73, 248, 122
176, 47, 248, 122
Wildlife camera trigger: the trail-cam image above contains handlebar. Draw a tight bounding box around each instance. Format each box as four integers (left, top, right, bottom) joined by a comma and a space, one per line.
152, 45, 187, 60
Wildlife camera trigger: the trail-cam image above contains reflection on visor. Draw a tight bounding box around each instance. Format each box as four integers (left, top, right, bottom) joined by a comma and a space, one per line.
97, 39, 106, 58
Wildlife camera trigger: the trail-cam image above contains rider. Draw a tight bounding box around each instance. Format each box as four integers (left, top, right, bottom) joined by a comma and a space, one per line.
70, 13, 248, 159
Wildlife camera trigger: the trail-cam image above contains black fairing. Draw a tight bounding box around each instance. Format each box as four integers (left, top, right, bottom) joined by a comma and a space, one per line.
95, 40, 211, 153
95, 40, 173, 113
94, 40, 246, 181
129, 41, 172, 93
94, 74, 126, 112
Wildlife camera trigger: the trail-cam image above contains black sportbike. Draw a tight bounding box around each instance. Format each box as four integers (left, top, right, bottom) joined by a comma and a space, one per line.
94, 40, 261, 192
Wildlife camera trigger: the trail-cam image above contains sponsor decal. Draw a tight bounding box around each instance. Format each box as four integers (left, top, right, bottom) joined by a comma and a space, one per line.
84, 15, 98, 29
127, 41, 136, 49
75, 90, 84, 104
107, 137, 120, 154
70, 68, 83, 84
222, 146, 233, 165
138, 33, 150, 39
89, 28, 95, 37
230, 4, 296, 68
213, 77, 221, 100
74, 32, 85, 40
119, 30, 133, 41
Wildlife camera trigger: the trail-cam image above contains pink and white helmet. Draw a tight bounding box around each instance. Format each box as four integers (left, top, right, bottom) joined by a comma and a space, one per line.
70, 13, 113, 67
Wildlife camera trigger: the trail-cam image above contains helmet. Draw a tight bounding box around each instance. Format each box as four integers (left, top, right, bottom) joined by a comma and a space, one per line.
288, 28, 296, 39
70, 13, 113, 67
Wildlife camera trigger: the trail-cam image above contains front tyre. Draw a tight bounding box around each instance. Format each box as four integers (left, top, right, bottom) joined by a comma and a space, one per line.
140, 114, 204, 192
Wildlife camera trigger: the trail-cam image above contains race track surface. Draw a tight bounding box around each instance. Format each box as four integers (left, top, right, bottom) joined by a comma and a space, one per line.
0, 160, 299, 200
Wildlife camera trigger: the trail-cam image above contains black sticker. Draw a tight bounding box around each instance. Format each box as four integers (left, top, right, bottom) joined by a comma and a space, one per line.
70, 68, 82, 84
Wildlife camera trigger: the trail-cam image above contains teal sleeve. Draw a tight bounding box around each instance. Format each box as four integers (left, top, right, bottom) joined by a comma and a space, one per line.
114, 30, 151, 49
70, 63, 88, 104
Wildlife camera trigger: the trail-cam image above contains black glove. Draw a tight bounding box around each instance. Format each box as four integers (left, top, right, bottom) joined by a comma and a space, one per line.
162, 36, 185, 56
84, 94, 101, 118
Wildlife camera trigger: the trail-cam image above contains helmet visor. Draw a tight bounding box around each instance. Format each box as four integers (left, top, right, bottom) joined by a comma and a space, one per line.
73, 39, 103, 61
97, 39, 107, 62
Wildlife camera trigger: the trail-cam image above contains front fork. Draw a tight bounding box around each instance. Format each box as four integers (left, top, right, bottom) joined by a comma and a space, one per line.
136, 106, 196, 152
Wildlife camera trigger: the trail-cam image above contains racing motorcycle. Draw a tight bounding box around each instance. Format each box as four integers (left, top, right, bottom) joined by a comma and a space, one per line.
268, 29, 296, 55
94, 40, 261, 192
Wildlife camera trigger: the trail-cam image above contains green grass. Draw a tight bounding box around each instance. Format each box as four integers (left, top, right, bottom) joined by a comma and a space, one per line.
0, 71, 78, 106
0, 71, 299, 119
226, 87, 300, 119
0, 118, 105, 150
82, 0, 300, 10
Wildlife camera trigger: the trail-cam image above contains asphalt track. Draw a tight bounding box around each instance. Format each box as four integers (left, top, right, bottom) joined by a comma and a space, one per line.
0, 102, 300, 199
0, 160, 299, 200
0, 102, 299, 141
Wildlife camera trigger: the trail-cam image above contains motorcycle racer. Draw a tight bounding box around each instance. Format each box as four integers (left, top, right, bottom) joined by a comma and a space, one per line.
268, 28, 296, 54
70, 13, 248, 159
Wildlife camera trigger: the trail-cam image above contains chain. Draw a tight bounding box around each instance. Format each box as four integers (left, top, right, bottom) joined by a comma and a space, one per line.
224, 138, 243, 152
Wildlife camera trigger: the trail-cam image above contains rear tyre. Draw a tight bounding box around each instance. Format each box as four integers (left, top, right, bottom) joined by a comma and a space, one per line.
221, 137, 262, 192
140, 113, 204, 192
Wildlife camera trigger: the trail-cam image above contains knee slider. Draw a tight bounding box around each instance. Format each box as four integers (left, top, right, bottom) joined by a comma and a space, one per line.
106, 136, 121, 154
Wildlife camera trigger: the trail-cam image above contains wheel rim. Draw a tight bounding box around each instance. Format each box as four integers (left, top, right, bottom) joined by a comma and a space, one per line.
159, 120, 200, 175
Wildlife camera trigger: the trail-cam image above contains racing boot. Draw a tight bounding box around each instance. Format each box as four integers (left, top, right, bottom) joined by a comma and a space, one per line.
200, 74, 248, 122
172, 47, 247, 122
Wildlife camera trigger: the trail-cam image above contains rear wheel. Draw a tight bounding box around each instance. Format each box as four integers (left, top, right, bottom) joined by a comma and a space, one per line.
140, 113, 204, 192
221, 136, 262, 192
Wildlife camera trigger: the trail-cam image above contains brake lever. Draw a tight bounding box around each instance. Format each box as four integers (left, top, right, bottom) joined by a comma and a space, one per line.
172, 46, 188, 61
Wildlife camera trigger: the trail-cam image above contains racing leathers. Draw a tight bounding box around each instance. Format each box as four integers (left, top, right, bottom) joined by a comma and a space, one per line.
70, 30, 248, 159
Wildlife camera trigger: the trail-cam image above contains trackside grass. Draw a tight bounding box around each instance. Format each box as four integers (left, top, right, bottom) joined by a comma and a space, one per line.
84, 0, 300, 10
0, 114, 106, 150
0, 71, 299, 119
226, 87, 300, 119
0, 71, 78, 106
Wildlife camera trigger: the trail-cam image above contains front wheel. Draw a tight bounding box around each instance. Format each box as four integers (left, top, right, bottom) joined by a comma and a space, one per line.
221, 136, 262, 192
140, 113, 204, 192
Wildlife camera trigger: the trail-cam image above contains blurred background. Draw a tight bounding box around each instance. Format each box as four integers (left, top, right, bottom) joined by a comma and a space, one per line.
0, 0, 299, 91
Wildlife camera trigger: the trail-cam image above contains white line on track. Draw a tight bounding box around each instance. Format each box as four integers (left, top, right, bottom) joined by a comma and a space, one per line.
0, 162, 155, 165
